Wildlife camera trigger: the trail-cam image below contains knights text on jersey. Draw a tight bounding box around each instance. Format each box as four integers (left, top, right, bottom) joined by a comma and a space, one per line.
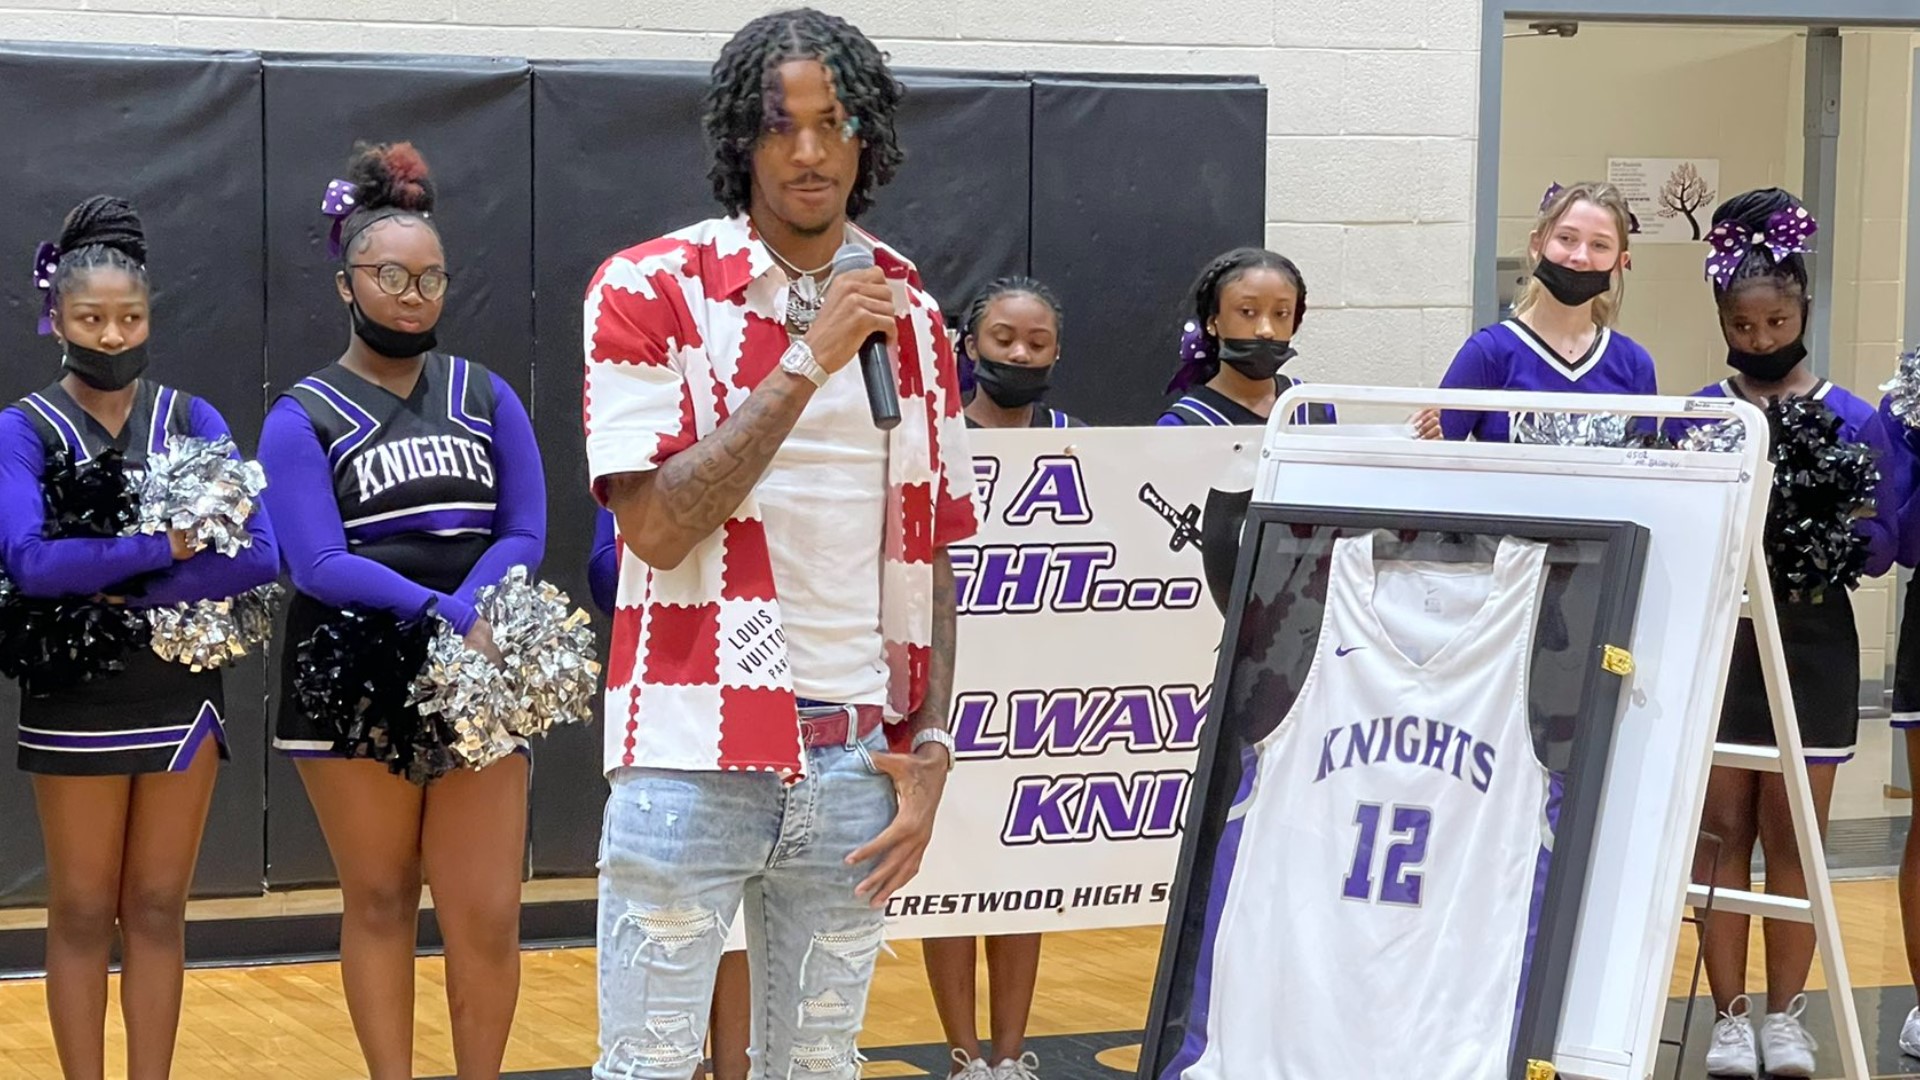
1183, 534, 1551, 1080
281, 353, 499, 550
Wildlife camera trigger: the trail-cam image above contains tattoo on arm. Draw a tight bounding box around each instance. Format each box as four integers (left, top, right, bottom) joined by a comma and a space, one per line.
606, 373, 812, 563
912, 549, 957, 734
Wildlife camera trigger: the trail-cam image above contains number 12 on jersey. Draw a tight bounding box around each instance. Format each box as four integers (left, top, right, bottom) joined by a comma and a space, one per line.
1342, 803, 1432, 906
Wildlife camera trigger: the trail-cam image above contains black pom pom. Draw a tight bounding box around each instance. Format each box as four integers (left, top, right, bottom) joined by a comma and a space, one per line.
0, 580, 151, 695
41, 449, 138, 539
1763, 397, 1878, 604
0, 452, 148, 692
293, 609, 448, 784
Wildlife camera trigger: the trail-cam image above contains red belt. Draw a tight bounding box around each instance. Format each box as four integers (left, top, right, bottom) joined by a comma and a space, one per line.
797, 703, 885, 749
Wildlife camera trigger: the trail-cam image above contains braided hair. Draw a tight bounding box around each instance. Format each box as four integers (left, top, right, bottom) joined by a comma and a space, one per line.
52, 195, 149, 305
1174, 248, 1308, 388
960, 277, 1064, 359
338, 140, 438, 264
957, 276, 1063, 393
703, 8, 904, 219
1711, 187, 1810, 304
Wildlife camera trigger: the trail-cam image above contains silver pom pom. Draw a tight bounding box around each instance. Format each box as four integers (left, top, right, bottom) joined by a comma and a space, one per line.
1682, 419, 1747, 453
1880, 345, 1920, 430
1511, 411, 1632, 447
406, 567, 602, 770
408, 621, 521, 771
136, 435, 267, 557
476, 565, 602, 739
148, 584, 283, 672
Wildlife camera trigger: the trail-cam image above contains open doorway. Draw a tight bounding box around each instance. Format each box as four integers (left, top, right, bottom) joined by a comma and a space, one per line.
1490, 16, 1919, 823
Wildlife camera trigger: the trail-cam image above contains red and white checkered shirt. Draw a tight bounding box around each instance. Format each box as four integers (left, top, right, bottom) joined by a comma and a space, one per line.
584, 214, 980, 780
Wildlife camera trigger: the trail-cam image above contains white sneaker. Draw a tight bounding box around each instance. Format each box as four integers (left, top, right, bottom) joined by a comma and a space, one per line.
950, 1049, 994, 1079
1758, 994, 1818, 1078
1901, 1006, 1920, 1058
993, 1053, 1040, 1080
1704, 994, 1758, 1078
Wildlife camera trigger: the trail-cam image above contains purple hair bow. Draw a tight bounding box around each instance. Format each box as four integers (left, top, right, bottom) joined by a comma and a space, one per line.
1166, 321, 1215, 394
321, 178, 358, 259
1705, 207, 1817, 290
31, 241, 59, 336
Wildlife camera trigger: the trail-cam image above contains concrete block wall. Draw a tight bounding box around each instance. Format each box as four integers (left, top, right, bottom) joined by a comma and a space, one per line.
0, 0, 1483, 390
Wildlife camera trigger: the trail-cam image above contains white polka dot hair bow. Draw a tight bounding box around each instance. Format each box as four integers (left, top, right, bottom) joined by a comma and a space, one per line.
1704, 207, 1817, 290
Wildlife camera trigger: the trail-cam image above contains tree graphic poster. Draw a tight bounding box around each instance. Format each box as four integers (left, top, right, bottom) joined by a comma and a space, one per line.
1606, 157, 1721, 244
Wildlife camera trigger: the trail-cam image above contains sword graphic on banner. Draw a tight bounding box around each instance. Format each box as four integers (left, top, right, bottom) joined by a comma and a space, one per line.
1138, 483, 1202, 553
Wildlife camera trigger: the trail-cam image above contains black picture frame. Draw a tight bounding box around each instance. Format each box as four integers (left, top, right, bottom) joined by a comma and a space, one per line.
1140, 504, 1649, 1080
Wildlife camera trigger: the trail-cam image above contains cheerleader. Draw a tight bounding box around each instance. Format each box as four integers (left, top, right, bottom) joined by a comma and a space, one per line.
1422, 181, 1656, 441
1157, 247, 1332, 428
1880, 374, 1920, 1062
0, 196, 277, 1078
1669, 189, 1896, 1080
925, 276, 1074, 1080
256, 142, 545, 1080
960, 276, 1081, 431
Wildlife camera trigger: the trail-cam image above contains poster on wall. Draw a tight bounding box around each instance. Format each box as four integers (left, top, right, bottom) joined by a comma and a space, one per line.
881, 425, 1252, 940
1607, 156, 1721, 243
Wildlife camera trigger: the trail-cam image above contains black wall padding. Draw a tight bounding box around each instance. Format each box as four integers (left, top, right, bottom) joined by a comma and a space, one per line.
260, 53, 533, 888
0, 40, 1267, 913
1028, 78, 1267, 426
861, 71, 1032, 319
528, 59, 719, 876
0, 43, 267, 905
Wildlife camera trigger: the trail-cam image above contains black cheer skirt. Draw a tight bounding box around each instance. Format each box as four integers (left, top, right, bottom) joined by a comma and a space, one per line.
1893, 582, 1920, 727
1720, 590, 1859, 763
272, 533, 484, 757
18, 648, 227, 776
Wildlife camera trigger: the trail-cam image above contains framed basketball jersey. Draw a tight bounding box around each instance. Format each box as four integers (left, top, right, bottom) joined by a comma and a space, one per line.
1141, 507, 1648, 1080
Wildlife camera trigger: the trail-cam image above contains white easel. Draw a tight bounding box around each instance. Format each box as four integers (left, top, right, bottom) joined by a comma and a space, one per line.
1252, 385, 1866, 1080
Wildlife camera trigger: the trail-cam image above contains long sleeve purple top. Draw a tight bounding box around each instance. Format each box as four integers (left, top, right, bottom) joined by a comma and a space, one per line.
1876, 393, 1920, 569
257, 368, 545, 634
0, 396, 278, 605
589, 507, 618, 616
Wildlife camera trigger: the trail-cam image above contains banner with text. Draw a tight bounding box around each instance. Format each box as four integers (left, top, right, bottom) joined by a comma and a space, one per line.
885, 425, 1249, 939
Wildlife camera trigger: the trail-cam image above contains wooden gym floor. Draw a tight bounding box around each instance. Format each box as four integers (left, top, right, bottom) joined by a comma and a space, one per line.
2, 878, 1920, 1078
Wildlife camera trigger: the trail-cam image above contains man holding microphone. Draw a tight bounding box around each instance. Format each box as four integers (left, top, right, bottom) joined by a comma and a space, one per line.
583, 8, 977, 1078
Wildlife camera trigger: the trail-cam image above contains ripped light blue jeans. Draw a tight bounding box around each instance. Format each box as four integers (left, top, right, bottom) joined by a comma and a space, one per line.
594, 727, 895, 1079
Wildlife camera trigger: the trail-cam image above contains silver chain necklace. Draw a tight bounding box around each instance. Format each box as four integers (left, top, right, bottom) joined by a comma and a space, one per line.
764, 237, 838, 336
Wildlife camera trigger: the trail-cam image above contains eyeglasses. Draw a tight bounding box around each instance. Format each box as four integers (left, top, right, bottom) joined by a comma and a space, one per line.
350, 263, 450, 302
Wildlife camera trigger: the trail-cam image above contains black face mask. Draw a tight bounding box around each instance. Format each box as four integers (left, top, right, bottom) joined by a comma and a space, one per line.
1217, 337, 1297, 382
972, 357, 1052, 408
351, 298, 438, 359
62, 340, 149, 392
1727, 338, 1808, 384
1532, 258, 1614, 308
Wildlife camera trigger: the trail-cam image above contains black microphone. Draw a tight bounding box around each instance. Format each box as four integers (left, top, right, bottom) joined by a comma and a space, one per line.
832, 242, 901, 431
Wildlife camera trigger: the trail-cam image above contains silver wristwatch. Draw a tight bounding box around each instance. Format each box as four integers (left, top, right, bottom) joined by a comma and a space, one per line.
779, 339, 829, 388
911, 728, 957, 771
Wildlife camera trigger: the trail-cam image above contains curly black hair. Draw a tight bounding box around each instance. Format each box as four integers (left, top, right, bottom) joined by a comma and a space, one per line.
1711, 187, 1809, 304
703, 8, 904, 220
338, 140, 439, 264
52, 195, 149, 303
960, 276, 1063, 363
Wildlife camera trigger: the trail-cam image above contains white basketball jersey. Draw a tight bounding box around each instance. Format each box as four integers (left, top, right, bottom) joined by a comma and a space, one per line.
1183, 533, 1551, 1080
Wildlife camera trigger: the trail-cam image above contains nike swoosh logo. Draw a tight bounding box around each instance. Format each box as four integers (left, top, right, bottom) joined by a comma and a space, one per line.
1335, 646, 1365, 657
